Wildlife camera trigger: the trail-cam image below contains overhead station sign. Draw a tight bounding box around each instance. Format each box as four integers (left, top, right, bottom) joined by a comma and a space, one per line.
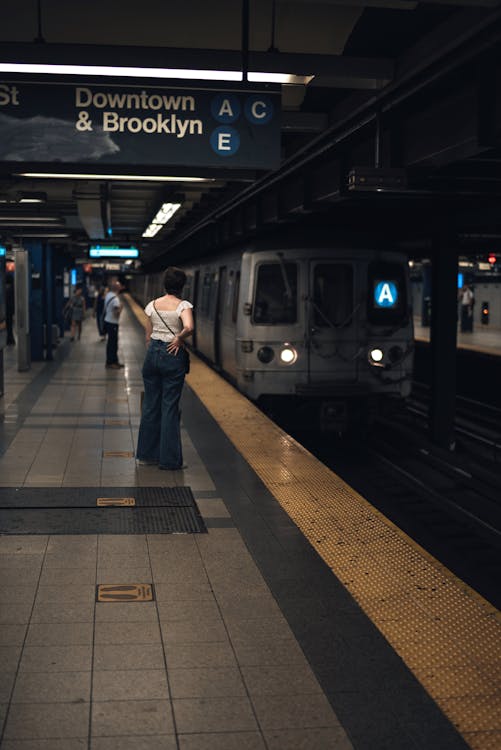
0, 80, 280, 169
89, 245, 139, 258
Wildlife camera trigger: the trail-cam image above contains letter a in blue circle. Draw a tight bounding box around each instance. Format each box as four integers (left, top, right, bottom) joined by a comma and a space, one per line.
211, 95, 241, 123
210, 126, 240, 157
375, 281, 398, 308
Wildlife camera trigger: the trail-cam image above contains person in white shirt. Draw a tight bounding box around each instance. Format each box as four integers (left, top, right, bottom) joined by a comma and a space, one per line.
136, 267, 194, 470
459, 283, 474, 332
104, 277, 125, 368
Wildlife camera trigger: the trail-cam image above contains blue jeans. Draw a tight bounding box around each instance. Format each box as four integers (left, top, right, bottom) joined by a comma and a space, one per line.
136, 339, 189, 469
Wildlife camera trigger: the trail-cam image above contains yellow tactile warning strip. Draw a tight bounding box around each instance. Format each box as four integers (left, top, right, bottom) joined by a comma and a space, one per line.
102, 450, 134, 458
96, 497, 136, 507
97, 584, 154, 602
185, 355, 501, 750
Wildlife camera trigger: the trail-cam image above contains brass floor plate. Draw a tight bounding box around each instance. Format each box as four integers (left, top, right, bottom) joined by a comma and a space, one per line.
102, 450, 134, 458
97, 497, 136, 507
97, 584, 154, 602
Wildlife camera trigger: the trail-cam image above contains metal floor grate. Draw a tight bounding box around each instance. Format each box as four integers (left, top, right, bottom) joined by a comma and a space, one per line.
0, 486, 207, 534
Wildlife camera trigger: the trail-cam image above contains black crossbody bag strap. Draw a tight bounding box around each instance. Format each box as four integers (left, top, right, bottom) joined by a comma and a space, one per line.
104, 294, 117, 316
152, 300, 178, 338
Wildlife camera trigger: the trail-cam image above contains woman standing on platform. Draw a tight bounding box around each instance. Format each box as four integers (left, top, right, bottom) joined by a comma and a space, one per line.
136, 267, 194, 470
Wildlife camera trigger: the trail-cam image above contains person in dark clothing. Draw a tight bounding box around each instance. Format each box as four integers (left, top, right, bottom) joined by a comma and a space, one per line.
94, 286, 107, 341
5, 275, 15, 345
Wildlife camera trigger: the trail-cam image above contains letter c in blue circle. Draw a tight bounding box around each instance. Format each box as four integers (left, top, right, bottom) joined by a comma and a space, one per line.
210, 126, 240, 156
211, 95, 241, 123
245, 95, 273, 125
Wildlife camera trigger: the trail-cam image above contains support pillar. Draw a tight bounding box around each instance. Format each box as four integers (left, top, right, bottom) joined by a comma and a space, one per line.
24, 240, 44, 362
430, 235, 458, 450
45, 243, 53, 361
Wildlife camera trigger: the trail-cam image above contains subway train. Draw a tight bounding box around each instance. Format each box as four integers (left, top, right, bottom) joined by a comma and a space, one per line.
131, 244, 414, 431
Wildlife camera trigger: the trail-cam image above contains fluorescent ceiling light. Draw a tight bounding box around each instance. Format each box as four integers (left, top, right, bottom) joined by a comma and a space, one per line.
17, 172, 212, 183
248, 72, 314, 85
142, 202, 181, 238
0, 62, 243, 81
0, 63, 313, 85
0, 216, 60, 221
8, 232, 70, 238
142, 223, 163, 238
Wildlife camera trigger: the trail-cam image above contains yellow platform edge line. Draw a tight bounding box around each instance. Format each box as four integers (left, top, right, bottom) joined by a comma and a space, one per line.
128, 292, 501, 748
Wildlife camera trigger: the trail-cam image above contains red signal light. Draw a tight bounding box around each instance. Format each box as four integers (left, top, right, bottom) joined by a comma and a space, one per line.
488, 253, 497, 265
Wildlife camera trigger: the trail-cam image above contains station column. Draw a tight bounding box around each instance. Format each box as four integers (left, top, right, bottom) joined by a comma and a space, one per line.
430, 235, 458, 450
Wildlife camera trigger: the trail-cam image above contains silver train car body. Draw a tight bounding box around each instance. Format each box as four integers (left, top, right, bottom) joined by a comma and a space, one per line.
133, 246, 414, 430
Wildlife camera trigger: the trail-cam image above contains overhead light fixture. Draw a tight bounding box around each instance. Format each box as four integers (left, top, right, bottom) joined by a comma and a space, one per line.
0, 216, 61, 222
7, 232, 70, 238
0, 62, 244, 81
248, 72, 314, 85
19, 192, 47, 204
142, 202, 181, 238
17, 172, 212, 183
0, 63, 314, 85
0, 191, 47, 204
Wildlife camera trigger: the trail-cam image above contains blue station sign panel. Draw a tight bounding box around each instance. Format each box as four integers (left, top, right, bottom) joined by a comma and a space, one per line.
0, 81, 281, 170
89, 245, 139, 259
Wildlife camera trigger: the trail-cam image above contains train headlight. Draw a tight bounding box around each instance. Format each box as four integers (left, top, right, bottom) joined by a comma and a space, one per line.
280, 346, 298, 365
369, 348, 384, 364
257, 346, 274, 364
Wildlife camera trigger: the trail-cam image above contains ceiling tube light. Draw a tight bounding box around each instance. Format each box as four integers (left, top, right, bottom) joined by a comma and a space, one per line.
0, 63, 243, 81
8, 232, 70, 238
248, 72, 314, 85
142, 202, 181, 238
0, 63, 313, 85
17, 173, 212, 183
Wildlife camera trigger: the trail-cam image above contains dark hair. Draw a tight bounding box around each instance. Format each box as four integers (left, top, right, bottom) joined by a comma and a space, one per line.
163, 267, 186, 295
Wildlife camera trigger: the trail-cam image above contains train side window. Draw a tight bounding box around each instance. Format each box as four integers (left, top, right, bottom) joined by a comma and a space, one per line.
232, 271, 240, 323
313, 264, 353, 327
253, 262, 297, 325
367, 261, 407, 324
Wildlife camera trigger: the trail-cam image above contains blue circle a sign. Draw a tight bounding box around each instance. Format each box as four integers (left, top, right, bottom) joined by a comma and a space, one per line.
374, 281, 398, 308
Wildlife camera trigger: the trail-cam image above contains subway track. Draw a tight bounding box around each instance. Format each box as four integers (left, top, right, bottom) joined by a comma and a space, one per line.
271, 399, 501, 613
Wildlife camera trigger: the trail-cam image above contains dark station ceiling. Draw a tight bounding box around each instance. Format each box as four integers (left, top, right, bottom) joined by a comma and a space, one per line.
1, 0, 501, 269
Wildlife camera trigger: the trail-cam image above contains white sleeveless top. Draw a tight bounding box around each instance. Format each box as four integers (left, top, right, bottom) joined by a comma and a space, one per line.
144, 299, 193, 343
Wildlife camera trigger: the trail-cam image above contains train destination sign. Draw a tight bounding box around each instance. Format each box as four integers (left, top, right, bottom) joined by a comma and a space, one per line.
0, 81, 281, 169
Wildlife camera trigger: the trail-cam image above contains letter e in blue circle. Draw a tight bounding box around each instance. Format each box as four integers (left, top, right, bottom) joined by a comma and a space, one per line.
245, 95, 273, 125
211, 95, 241, 123
210, 126, 240, 157
375, 281, 398, 308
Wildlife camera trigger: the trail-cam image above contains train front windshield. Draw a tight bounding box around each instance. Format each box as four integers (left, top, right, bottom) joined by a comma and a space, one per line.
367, 261, 407, 325
253, 262, 298, 324
313, 264, 353, 327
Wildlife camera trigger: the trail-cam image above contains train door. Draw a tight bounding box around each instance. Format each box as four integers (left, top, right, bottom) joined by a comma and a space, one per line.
307, 260, 359, 382
214, 266, 227, 367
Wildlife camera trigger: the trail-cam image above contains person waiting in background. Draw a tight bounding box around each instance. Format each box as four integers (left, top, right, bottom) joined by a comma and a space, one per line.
66, 283, 86, 341
94, 285, 107, 341
459, 283, 474, 333
5, 274, 15, 345
104, 277, 125, 369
